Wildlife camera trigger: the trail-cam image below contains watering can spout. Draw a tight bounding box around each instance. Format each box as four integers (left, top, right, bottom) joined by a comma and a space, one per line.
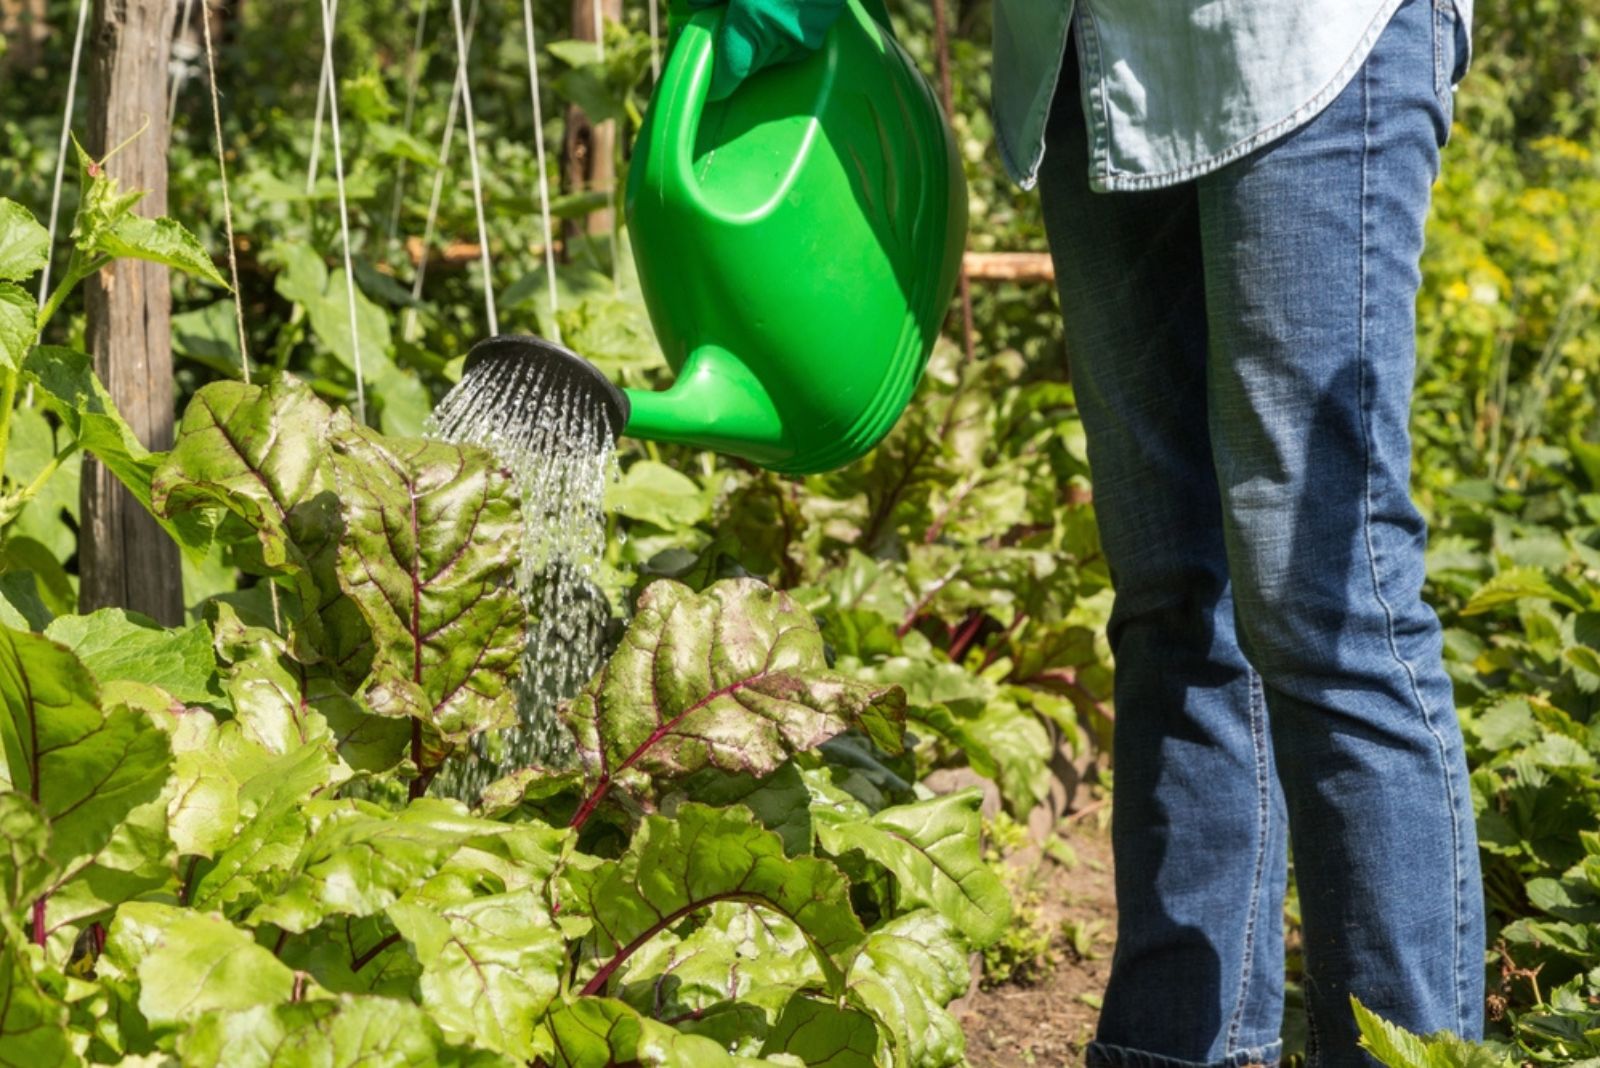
621, 347, 788, 464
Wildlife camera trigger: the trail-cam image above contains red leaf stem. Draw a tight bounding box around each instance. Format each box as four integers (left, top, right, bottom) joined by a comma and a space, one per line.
351, 931, 402, 973
567, 675, 761, 832
947, 611, 985, 662
578, 892, 745, 997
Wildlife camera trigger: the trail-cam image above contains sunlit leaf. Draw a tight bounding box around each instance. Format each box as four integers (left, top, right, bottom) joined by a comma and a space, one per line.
44, 608, 218, 704
0, 282, 34, 371
109, 903, 295, 1026
844, 910, 970, 1067
0, 945, 77, 1068
0, 624, 171, 876
563, 579, 904, 816
814, 787, 1009, 948
329, 425, 524, 761
0, 199, 50, 282
544, 996, 766, 1067
563, 803, 865, 997
178, 994, 513, 1067
94, 215, 227, 288
760, 995, 880, 1067
20, 346, 214, 553
388, 888, 565, 1060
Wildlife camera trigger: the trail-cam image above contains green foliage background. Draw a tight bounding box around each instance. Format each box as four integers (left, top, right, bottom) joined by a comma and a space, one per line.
1, 0, 1599, 1062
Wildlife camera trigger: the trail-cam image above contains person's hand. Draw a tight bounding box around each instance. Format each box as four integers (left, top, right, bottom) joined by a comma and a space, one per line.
686, 0, 848, 101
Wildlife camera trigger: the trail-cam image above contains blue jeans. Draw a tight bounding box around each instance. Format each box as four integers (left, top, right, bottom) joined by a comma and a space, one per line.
1037, 0, 1483, 1064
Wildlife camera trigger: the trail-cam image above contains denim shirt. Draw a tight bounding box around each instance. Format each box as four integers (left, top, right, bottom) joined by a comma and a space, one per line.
991, 0, 1473, 192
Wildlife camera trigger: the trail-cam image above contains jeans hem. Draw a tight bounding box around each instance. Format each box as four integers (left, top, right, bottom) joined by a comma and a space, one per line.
1085, 1040, 1284, 1068
1081, 1042, 1280, 1068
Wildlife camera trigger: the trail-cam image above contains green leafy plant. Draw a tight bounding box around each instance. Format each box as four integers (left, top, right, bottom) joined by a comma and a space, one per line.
0, 143, 226, 552
1352, 998, 1516, 1068
5, 0, 1594, 1058
0, 347, 1010, 1065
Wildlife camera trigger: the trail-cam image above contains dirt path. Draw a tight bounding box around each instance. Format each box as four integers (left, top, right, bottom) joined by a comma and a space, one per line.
958, 819, 1118, 1067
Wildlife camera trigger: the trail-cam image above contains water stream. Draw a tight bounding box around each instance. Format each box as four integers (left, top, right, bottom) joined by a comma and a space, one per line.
425, 358, 618, 802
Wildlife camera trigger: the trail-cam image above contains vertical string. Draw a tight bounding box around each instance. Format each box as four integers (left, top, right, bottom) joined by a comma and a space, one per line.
384, 0, 433, 256
37, 0, 91, 309
199, 2, 249, 384
648, 0, 660, 84
598, 0, 616, 285
307, 0, 340, 194
449, 0, 498, 336
200, 0, 280, 630
522, 0, 561, 342
316, 0, 367, 422
404, 0, 478, 344
167, 0, 199, 129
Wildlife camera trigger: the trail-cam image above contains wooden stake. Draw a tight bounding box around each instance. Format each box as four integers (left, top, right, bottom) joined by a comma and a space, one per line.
930, 0, 976, 363
564, 0, 622, 238
79, 0, 183, 626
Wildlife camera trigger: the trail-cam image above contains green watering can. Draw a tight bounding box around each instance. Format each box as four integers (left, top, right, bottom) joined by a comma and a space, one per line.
461, 0, 967, 474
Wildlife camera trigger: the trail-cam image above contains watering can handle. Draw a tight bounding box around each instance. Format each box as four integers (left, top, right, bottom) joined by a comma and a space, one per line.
667, 0, 892, 37
654, 0, 892, 202
650, 7, 718, 202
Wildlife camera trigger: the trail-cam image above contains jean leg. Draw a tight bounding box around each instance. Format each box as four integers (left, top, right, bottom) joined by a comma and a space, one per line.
1194, 0, 1484, 1060
1039, 48, 1289, 1068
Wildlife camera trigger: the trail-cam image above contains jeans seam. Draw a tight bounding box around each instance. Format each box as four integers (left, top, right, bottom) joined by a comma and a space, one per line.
1303, 972, 1324, 1066
1224, 667, 1271, 1055
1351, 30, 1467, 1040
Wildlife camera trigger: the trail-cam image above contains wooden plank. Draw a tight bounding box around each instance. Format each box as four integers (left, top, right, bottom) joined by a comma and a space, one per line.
79, 0, 183, 626
400, 242, 1056, 284
961, 252, 1055, 283
403, 235, 562, 269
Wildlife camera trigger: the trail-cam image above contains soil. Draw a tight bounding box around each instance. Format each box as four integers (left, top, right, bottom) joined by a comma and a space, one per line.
957, 816, 1118, 1068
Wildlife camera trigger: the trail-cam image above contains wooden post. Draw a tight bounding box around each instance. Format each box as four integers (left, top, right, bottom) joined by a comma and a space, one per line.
564, 0, 623, 237
79, 0, 183, 626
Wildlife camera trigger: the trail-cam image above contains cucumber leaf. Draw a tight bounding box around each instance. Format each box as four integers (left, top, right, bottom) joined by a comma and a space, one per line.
0, 283, 34, 371
0, 199, 49, 282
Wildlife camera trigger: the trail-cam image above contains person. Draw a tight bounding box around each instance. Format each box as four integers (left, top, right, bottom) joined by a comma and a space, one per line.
691, 0, 1486, 1063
